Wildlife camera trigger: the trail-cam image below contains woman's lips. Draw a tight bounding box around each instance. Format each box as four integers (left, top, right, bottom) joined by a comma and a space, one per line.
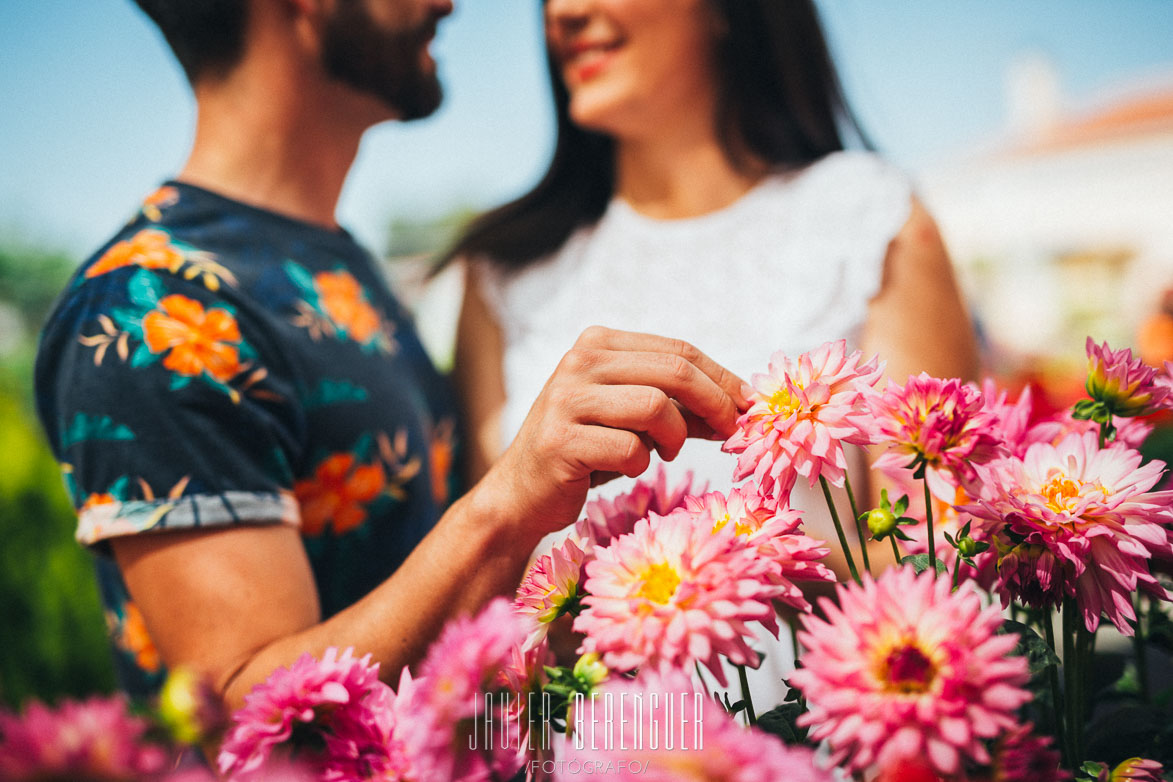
561, 40, 621, 84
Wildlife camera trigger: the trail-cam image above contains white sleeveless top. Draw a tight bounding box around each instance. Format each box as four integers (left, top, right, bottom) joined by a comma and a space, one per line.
478, 150, 913, 696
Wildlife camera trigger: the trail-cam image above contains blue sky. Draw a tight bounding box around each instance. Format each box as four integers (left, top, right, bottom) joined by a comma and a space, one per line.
1, 0, 1171, 257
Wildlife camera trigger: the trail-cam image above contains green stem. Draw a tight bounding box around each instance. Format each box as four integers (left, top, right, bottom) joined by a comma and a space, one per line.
1042, 613, 1068, 770
844, 474, 872, 576
736, 664, 757, 725
1062, 597, 1081, 767
1132, 592, 1150, 703
788, 616, 802, 665
889, 535, 902, 565
820, 476, 861, 583
952, 555, 963, 590
923, 477, 936, 572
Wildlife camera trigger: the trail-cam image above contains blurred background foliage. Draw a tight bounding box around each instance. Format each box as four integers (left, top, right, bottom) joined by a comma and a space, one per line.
0, 242, 115, 708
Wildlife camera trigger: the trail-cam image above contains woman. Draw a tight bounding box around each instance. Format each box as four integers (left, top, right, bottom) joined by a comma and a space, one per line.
448, 0, 977, 694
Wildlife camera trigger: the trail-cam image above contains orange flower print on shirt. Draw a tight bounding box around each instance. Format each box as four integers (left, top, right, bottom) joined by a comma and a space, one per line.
86, 229, 183, 279
142, 294, 243, 383
314, 270, 382, 343
294, 453, 387, 537
114, 602, 161, 673
141, 186, 179, 222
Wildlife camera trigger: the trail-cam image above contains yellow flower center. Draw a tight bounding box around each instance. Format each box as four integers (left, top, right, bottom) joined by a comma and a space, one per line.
767, 386, 803, 417
636, 563, 681, 605
878, 642, 937, 694
711, 513, 755, 538
1040, 471, 1083, 513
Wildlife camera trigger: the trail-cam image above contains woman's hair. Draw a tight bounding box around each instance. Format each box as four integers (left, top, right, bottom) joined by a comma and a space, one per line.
444, 0, 866, 272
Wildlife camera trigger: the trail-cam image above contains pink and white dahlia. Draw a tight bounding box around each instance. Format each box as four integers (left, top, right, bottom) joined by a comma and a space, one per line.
684, 486, 834, 610
218, 647, 383, 779
575, 508, 784, 685
1098, 757, 1165, 781
1083, 337, 1173, 417
515, 536, 590, 647
723, 340, 881, 498
557, 666, 832, 782
577, 464, 702, 545
403, 597, 531, 782
0, 695, 169, 781
867, 373, 1006, 497
791, 568, 1031, 777
964, 431, 1173, 633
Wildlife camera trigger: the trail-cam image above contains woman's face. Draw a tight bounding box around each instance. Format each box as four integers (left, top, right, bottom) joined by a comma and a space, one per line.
544, 0, 720, 139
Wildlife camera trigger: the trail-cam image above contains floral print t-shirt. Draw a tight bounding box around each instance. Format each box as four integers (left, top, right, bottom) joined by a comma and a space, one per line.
35, 183, 461, 696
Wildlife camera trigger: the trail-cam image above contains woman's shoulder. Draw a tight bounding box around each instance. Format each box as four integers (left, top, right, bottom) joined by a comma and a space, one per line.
789, 150, 912, 202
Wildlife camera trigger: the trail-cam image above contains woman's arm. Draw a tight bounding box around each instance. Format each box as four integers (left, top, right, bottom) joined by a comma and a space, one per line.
452, 260, 509, 485
861, 197, 979, 385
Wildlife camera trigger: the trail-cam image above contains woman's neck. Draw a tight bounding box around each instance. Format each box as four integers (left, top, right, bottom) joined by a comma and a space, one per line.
614, 131, 765, 220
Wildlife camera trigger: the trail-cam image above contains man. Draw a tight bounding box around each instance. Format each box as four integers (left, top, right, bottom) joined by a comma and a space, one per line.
34, 0, 746, 712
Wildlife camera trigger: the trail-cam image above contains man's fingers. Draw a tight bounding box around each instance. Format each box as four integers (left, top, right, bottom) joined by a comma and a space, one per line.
566, 425, 652, 480
567, 385, 690, 461
573, 326, 750, 411
557, 346, 742, 439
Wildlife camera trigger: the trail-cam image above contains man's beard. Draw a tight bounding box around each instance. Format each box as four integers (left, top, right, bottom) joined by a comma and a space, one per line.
321, 2, 445, 121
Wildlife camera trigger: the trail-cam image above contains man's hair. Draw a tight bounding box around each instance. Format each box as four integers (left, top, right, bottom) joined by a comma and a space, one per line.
132, 0, 248, 84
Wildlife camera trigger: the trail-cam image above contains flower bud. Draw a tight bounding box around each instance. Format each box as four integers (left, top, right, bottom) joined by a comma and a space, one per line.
572, 652, 608, 689
866, 507, 898, 538
157, 666, 225, 746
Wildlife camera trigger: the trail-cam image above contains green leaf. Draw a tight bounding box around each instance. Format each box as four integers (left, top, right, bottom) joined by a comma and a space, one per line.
893, 494, 909, 516
756, 702, 807, 745
901, 554, 948, 575
998, 619, 1059, 676
127, 268, 165, 309
61, 413, 135, 449
169, 374, 192, 392
129, 342, 156, 368
283, 260, 318, 300
302, 378, 370, 411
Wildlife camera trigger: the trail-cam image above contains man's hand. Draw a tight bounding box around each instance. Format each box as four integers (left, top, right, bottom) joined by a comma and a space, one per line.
472, 326, 749, 537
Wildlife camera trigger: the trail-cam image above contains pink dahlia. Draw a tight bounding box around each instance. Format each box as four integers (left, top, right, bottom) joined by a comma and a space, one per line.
557, 666, 832, 782
867, 373, 1006, 497
515, 536, 590, 648
964, 431, 1173, 633
1083, 337, 1173, 418
1098, 757, 1165, 781
574, 508, 783, 686
723, 340, 881, 498
985, 723, 1068, 782
403, 597, 530, 782
577, 464, 702, 545
0, 695, 169, 781
318, 668, 415, 782
218, 647, 382, 778
791, 568, 1031, 776
683, 486, 835, 610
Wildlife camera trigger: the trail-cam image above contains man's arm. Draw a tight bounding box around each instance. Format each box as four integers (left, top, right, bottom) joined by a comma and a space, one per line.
113, 326, 748, 711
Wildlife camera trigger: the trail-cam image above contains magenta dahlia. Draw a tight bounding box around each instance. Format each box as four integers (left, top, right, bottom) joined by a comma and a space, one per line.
574, 508, 783, 686
723, 340, 881, 498
867, 372, 1006, 497
1083, 337, 1173, 418
986, 723, 1068, 782
403, 597, 531, 782
964, 431, 1173, 632
0, 695, 169, 781
791, 568, 1031, 776
1098, 757, 1166, 781
218, 647, 383, 779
